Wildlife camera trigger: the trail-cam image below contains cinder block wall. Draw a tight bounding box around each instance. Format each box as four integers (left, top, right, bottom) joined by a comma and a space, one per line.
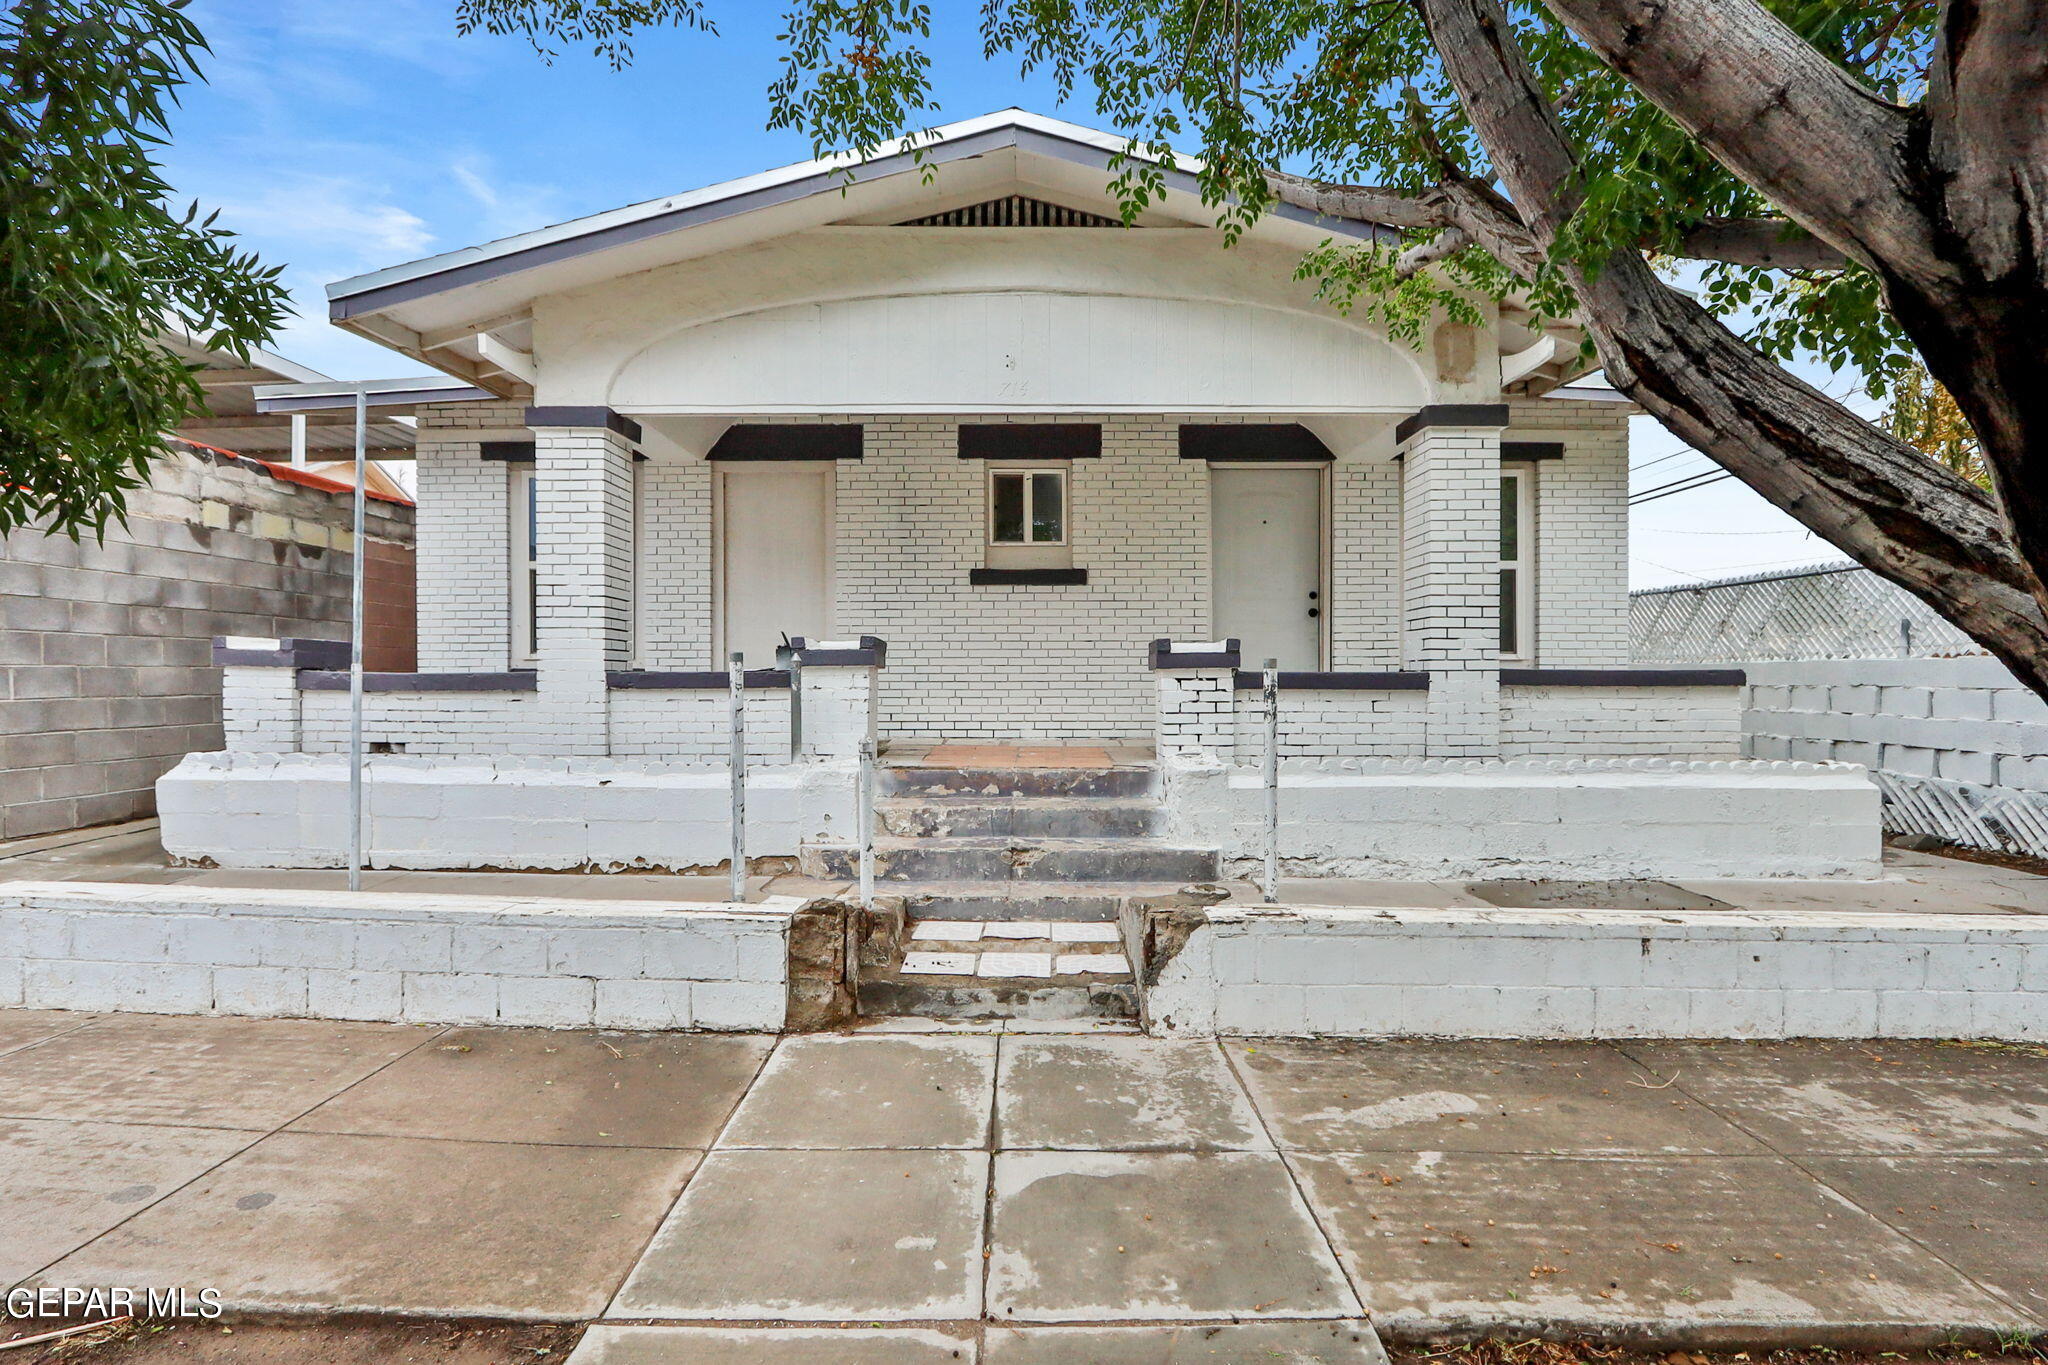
0, 446, 413, 840
1744, 657, 2048, 791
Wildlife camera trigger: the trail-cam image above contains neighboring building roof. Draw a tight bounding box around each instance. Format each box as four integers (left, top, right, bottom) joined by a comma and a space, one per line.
162, 327, 420, 464
170, 436, 415, 507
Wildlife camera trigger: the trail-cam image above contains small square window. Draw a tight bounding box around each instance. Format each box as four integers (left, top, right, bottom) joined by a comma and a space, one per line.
990, 468, 1067, 546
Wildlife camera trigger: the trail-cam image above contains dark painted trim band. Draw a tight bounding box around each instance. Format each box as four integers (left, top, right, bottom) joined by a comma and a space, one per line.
1394, 404, 1512, 444
788, 635, 889, 668
1502, 441, 1565, 462
1178, 424, 1334, 462
1149, 637, 1242, 670
480, 440, 536, 463
968, 567, 1089, 586
298, 670, 538, 693
1233, 670, 1429, 691
608, 669, 791, 689
709, 423, 864, 461
958, 424, 1101, 460
1500, 667, 1747, 687
213, 637, 350, 669
522, 406, 644, 444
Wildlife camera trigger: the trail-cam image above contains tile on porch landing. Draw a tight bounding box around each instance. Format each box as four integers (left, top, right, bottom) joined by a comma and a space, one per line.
978, 951, 1053, 978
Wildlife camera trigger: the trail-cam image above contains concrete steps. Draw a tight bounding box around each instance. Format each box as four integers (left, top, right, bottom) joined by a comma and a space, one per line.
800, 836, 1219, 884
837, 757, 1195, 1024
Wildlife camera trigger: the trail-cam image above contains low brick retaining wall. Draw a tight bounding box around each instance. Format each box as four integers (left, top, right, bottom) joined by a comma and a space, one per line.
0, 883, 817, 1030
1136, 902, 2048, 1040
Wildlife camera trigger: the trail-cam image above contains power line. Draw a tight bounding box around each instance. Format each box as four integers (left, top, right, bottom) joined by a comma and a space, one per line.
1630, 469, 1733, 505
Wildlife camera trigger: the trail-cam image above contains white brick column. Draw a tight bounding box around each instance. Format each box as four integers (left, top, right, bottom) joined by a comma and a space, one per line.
530, 408, 640, 754
792, 637, 884, 761
1150, 639, 1241, 764
1399, 406, 1508, 757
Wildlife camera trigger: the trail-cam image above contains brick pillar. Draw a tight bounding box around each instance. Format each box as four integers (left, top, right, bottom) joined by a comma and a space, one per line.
1150, 638, 1242, 765
529, 408, 640, 755
211, 637, 347, 753
792, 637, 886, 761
1399, 406, 1508, 757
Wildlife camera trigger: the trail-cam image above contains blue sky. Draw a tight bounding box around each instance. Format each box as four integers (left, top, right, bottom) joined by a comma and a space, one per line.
161, 0, 1846, 587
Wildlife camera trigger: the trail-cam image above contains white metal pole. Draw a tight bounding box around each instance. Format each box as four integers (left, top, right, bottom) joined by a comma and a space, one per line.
346, 390, 368, 892
857, 738, 876, 905
728, 651, 747, 903
290, 412, 308, 469
1262, 657, 1279, 905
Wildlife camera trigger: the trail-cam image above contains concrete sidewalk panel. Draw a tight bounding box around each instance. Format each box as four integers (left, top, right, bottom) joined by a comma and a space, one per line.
1232, 1039, 1762, 1155
1619, 1039, 2048, 1155
987, 1150, 1359, 1321
566, 1325, 978, 1364
0, 1009, 94, 1059
290, 1028, 770, 1148
996, 1036, 1268, 1151
983, 1322, 1386, 1363
611, 1148, 987, 1321
0, 1117, 252, 1286
1289, 1149, 2020, 1339
721, 1035, 996, 1149
1810, 1155, 2048, 1322
37, 1131, 699, 1319
0, 1014, 425, 1130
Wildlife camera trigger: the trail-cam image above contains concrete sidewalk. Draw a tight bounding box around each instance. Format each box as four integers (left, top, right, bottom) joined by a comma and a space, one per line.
2, 1010, 2044, 1359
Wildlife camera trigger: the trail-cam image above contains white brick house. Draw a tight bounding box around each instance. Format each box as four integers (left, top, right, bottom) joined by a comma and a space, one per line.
159, 112, 1880, 880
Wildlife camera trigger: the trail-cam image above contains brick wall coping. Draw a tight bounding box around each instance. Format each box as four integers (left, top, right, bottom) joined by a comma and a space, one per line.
1231, 670, 1429, 691
1149, 638, 1242, 669
213, 637, 350, 669
296, 670, 537, 693
607, 669, 792, 690
787, 636, 888, 667
1500, 667, 1746, 687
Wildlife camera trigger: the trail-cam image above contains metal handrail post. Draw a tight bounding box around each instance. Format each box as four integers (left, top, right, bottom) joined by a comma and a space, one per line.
787, 650, 804, 760
857, 738, 876, 905
346, 389, 367, 892
728, 651, 747, 903
1262, 657, 1280, 905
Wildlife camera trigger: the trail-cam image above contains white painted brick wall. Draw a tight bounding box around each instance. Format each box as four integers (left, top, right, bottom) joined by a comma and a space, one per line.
414, 402, 524, 670
1512, 399, 1631, 667
1231, 687, 1428, 758
0, 882, 792, 1029
1402, 425, 1502, 754
1329, 460, 1402, 667
1145, 903, 2048, 1041
1502, 684, 1742, 758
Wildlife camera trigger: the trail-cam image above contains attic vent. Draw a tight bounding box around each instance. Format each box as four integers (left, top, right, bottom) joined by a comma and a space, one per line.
896, 195, 1124, 228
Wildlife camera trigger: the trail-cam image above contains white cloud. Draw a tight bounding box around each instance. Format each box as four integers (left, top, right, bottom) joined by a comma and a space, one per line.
450, 154, 566, 243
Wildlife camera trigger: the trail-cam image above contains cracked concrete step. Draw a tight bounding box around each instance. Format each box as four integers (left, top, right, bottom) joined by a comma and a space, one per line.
882, 766, 1154, 799
875, 797, 1160, 839
800, 838, 1220, 884
857, 970, 1138, 1021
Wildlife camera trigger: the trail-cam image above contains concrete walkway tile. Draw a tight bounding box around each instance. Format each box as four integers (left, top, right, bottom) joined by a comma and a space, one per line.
988, 1151, 1360, 1321
0, 1009, 95, 1059
983, 1321, 1386, 1363
290, 1029, 771, 1148
996, 1036, 1270, 1151
1619, 1040, 2048, 1155
1232, 1039, 1764, 1155
0, 1117, 254, 1287
1809, 1156, 2048, 1323
1288, 1149, 2020, 1336
721, 1035, 995, 1149
38, 1131, 698, 1319
0, 1015, 427, 1131
610, 1148, 987, 1321
566, 1324, 978, 1364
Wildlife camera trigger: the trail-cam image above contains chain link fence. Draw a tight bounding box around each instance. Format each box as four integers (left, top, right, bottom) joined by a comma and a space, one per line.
1632, 564, 2048, 859
1630, 562, 1983, 664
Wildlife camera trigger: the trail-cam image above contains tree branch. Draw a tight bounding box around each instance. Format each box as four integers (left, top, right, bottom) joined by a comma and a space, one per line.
1534, 0, 1928, 278
1264, 171, 1445, 229
1673, 218, 1847, 271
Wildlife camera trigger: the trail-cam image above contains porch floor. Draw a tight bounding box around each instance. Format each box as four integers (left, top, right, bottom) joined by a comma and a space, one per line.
4, 820, 2044, 919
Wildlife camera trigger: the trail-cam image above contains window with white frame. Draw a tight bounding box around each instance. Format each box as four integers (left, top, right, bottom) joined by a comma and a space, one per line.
988, 467, 1067, 546
509, 466, 540, 666
1498, 466, 1534, 658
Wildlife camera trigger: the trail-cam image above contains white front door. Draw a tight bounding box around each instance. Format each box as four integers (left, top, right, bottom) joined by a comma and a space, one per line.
1211, 466, 1323, 669
719, 464, 831, 667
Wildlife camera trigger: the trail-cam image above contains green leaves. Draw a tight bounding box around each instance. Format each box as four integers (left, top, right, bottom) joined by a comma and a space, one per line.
0, 0, 287, 538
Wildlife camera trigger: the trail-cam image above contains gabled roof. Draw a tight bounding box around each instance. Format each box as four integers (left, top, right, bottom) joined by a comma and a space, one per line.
324, 110, 1398, 391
